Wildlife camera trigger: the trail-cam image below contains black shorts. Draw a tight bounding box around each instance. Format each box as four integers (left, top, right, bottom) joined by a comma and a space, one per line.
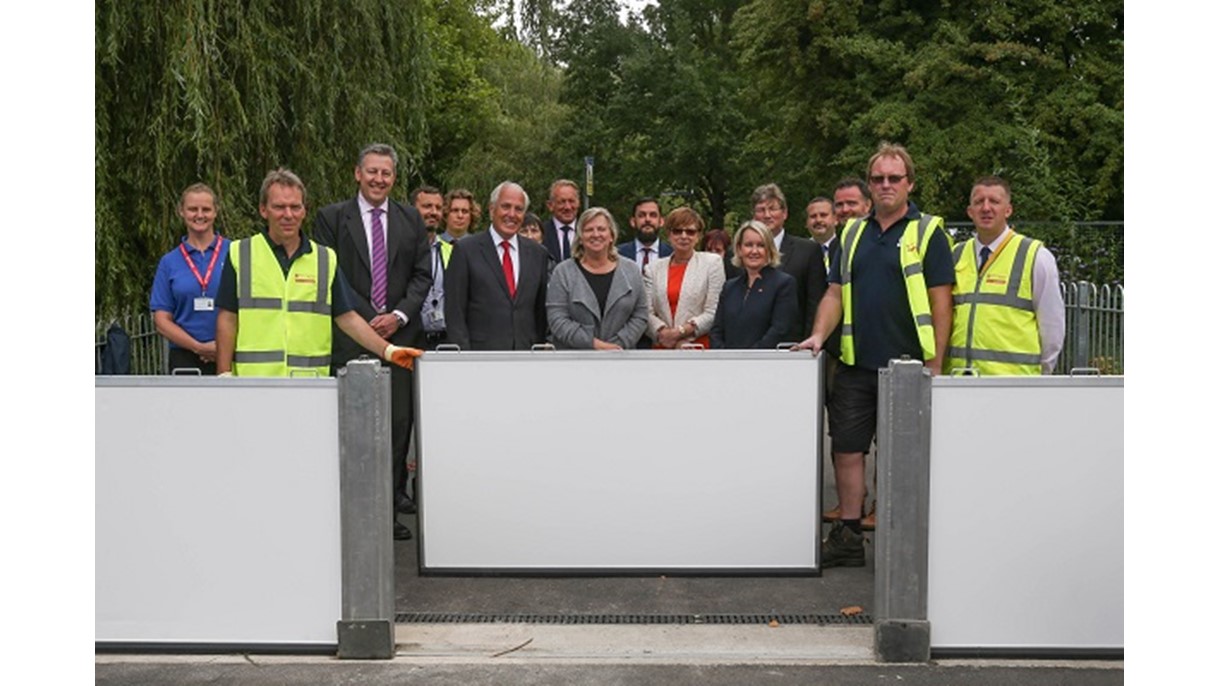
828, 363, 878, 454
168, 347, 216, 376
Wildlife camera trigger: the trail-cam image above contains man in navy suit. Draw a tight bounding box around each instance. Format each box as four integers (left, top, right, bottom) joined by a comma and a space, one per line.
541, 179, 581, 264
616, 197, 673, 267
751, 183, 828, 345
313, 143, 432, 541
445, 181, 549, 351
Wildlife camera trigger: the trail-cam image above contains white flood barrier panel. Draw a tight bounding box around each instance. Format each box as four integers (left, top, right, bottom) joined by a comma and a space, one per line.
416, 350, 822, 572
96, 377, 342, 646
927, 376, 1123, 651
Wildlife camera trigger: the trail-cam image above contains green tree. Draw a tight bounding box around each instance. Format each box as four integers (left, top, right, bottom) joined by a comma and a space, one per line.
96, 0, 429, 317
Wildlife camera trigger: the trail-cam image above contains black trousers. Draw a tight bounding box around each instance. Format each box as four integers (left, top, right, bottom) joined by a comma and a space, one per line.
389, 364, 415, 506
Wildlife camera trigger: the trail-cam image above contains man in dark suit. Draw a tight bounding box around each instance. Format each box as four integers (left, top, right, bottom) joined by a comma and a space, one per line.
617, 197, 673, 348
445, 181, 549, 350
313, 143, 432, 541
806, 196, 838, 275
617, 197, 673, 266
541, 179, 581, 264
750, 183, 827, 345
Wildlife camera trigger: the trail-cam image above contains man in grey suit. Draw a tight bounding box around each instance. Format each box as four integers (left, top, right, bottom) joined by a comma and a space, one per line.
313, 143, 432, 541
444, 181, 549, 350
751, 183, 828, 345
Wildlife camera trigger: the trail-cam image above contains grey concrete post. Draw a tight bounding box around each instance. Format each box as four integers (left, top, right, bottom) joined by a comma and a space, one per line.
335, 359, 396, 659
873, 358, 933, 662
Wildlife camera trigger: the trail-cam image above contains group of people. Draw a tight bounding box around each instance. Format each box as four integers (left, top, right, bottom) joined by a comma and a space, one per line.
149, 141, 1066, 556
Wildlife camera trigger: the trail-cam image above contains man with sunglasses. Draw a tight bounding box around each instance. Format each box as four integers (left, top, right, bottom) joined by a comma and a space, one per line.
797, 142, 954, 569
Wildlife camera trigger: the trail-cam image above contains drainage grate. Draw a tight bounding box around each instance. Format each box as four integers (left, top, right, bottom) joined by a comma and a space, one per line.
395, 612, 872, 626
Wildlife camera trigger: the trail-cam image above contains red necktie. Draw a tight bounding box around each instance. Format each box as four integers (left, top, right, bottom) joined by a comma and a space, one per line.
501, 240, 516, 299
642, 247, 651, 267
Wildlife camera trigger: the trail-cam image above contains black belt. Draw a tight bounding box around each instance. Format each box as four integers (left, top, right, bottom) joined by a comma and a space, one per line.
425, 331, 447, 345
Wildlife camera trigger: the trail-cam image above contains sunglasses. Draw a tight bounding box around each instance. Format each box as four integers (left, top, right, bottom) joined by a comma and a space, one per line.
869, 174, 907, 185
669, 227, 700, 236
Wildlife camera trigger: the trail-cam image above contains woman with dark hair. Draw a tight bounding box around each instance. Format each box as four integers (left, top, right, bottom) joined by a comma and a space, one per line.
150, 183, 231, 374
546, 207, 648, 350
710, 220, 798, 349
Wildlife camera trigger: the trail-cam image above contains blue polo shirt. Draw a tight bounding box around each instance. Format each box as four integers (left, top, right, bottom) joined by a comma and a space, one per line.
827, 202, 954, 371
150, 235, 231, 348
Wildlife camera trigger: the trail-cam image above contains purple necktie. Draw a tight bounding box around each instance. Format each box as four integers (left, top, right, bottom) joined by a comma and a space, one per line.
371, 208, 387, 312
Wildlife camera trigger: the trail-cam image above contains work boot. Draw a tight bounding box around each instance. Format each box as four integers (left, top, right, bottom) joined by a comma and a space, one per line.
821, 521, 865, 568
861, 501, 877, 531
822, 505, 842, 522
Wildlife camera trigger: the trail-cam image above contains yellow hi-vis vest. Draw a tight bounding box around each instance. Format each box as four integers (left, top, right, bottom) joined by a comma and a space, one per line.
230, 234, 337, 377
437, 238, 452, 268
946, 231, 1043, 375
838, 214, 944, 366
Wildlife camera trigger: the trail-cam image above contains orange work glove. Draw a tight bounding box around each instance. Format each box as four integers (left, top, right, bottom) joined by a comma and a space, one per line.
383, 344, 424, 371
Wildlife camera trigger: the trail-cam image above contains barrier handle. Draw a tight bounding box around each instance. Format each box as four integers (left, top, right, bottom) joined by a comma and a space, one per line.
1069, 367, 1102, 376
531, 343, 556, 352
171, 367, 203, 376
679, 343, 705, 350
434, 344, 462, 352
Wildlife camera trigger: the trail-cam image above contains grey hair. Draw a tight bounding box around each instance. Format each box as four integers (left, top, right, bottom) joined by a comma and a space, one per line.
259, 168, 307, 206
489, 181, 530, 212
357, 143, 399, 170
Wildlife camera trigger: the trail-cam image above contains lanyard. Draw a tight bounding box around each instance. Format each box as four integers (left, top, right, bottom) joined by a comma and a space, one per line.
979, 231, 1015, 273
179, 236, 224, 295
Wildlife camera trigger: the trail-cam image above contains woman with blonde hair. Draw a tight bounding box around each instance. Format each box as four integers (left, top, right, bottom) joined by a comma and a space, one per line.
710, 220, 798, 349
546, 207, 649, 349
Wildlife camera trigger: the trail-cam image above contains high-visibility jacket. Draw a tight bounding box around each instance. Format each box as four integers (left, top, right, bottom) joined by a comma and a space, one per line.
838, 214, 944, 365
946, 230, 1043, 375
436, 238, 452, 268
230, 234, 336, 377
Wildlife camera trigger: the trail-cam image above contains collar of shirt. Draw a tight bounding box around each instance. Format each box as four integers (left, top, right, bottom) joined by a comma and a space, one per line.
179, 234, 221, 254
356, 194, 389, 251
863, 198, 917, 228
976, 226, 1012, 254
260, 229, 311, 264
772, 229, 787, 252
490, 229, 520, 253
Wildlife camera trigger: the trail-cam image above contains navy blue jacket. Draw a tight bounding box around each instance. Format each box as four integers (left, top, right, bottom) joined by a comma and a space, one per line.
710, 266, 798, 349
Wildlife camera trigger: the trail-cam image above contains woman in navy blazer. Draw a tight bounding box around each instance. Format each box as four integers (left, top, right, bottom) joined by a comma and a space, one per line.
547, 207, 649, 349
710, 220, 798, 349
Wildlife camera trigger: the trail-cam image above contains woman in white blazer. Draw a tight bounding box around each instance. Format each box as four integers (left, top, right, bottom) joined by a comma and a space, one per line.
644, 207, 726, 348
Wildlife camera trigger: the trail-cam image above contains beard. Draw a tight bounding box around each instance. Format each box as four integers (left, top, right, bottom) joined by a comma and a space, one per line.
635, 226, 658, 245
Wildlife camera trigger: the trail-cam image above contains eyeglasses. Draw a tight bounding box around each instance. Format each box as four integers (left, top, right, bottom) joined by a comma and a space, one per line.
869, 174, 907, 185
669, 227, 700, 236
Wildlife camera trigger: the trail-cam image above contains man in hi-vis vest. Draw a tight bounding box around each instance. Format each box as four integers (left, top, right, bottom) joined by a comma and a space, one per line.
215, 168, 420, 378
797, 142, 955, 569
946, 176, 1064, 376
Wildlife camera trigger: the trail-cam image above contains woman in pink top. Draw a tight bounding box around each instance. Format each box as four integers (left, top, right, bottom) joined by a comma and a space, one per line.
643, 207, 726, 349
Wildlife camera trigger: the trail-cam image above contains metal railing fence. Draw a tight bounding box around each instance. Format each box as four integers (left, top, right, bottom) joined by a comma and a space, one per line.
95, 312, 168, 375
96, 279, 1124, 376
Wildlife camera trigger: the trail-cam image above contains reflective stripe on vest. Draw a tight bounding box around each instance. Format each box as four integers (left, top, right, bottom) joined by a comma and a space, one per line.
231, 235, 335, 377
838, 214, 942, 366
946, 232, 1043, 375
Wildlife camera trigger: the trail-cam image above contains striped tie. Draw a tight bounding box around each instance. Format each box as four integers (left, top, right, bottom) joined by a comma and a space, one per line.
371, 208, 387, 311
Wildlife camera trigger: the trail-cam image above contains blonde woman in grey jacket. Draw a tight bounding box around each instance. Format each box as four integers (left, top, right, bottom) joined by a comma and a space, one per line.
546, 207, 649, 350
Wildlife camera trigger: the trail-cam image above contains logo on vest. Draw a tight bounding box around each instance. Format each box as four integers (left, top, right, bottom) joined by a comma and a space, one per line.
984, 274, 1007, 287
294, 274, 318, 285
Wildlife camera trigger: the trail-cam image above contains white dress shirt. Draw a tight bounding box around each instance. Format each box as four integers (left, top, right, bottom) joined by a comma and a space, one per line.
975, 227, 1065, 373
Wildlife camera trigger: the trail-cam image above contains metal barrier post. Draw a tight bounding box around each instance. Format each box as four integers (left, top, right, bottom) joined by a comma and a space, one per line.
873, 358, 932, 662
335, 359, 396, 659
1071, 280, 1092, 370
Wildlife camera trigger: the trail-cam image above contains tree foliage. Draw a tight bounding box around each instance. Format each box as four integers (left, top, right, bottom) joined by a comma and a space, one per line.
97, 0, 1123, 317
96, 0, 430, 317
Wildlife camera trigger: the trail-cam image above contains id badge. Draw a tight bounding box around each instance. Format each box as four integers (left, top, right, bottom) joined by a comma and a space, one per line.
429, 309, 445, 325
194, 297, 215, 312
